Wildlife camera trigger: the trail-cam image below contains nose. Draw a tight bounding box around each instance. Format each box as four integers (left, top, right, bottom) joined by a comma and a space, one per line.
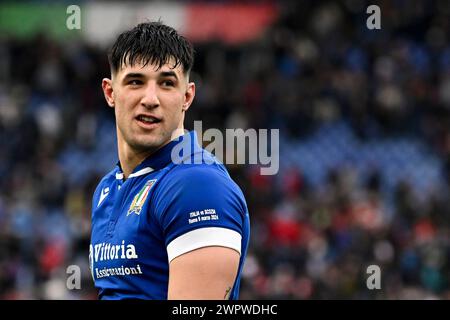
141, 82, 160, 109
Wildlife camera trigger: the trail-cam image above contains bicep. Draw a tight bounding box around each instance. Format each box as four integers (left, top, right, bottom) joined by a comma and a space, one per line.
168, 246, 240, 300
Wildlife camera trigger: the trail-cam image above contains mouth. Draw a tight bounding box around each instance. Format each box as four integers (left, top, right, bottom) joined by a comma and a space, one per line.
135, 114, 162, 128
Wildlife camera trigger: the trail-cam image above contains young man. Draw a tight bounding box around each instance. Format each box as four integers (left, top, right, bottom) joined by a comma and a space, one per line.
89, 22, 250, 300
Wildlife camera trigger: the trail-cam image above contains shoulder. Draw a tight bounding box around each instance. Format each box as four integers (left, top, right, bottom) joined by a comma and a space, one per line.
92, 167, 119, 201
97, 167, 119, 187
152, 162, 249, 258
155, 162, 245, 204
151, 162, 248, 225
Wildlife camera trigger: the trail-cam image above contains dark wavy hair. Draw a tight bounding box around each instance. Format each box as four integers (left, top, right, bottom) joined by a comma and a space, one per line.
108, 21, 194, 75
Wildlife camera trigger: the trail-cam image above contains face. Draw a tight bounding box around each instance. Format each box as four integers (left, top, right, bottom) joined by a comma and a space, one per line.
102, 58, 195, 156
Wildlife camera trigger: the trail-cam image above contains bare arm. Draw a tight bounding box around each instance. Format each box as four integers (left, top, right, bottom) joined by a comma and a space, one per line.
168, 246, 240, 300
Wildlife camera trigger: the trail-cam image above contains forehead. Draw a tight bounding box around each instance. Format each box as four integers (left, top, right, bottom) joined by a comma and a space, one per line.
114, 56, 185, 79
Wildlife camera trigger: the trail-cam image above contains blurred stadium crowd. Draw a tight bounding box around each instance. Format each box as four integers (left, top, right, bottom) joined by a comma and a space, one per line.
1, 0, 450, 299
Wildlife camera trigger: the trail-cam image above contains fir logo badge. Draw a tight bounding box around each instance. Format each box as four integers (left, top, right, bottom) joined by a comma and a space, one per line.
127, 179, 157, 216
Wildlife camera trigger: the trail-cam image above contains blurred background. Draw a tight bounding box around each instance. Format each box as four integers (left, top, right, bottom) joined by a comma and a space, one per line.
0, 0, 450, 299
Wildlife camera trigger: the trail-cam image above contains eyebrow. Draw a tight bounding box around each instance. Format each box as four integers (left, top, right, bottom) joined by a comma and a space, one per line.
160, 71, 178, 80
122, 71, 179, 82
122, 73, 145, 82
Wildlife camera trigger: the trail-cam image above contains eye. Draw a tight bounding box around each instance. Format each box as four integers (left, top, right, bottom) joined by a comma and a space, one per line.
128, 79, 142, 86
161, 80, 175, 87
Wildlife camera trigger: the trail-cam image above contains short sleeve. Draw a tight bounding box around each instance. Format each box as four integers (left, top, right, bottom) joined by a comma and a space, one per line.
152, 164, 247, 262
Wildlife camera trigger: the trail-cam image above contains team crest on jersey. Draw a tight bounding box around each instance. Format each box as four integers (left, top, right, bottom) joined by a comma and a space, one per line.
127, 179, 157, 216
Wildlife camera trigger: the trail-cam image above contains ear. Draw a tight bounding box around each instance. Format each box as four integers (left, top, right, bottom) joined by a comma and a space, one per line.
182, 82, 195, 112
102, 78, 115, 108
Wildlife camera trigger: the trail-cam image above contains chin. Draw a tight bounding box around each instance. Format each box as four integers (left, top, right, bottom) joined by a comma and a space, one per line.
133, 136, 169, 151
136, 140, 163, 151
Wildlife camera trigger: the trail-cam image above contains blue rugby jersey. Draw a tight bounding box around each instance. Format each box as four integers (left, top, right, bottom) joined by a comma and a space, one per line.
89, 131, 250, 300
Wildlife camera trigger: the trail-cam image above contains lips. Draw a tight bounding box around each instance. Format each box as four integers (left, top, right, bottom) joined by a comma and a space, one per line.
135, 114, 162, 129
136, 114, 162, 124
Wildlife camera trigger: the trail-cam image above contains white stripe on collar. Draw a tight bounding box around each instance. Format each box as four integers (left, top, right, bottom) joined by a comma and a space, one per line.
130, 167, 154, 178
116, 167, 154, 180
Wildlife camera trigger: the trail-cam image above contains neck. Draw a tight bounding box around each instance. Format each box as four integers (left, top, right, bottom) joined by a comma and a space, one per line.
118, 128, 186, 179
118, 145, 153, 180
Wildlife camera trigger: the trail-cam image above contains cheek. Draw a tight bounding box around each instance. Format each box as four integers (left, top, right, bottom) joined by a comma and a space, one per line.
116, 92, 139, 116
166, 93, 185, 112
159, 94, 182, 117
171, 98, 185, 122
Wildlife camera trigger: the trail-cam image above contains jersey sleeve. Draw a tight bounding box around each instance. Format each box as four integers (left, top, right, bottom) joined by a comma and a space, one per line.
152, 164, 247, 262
